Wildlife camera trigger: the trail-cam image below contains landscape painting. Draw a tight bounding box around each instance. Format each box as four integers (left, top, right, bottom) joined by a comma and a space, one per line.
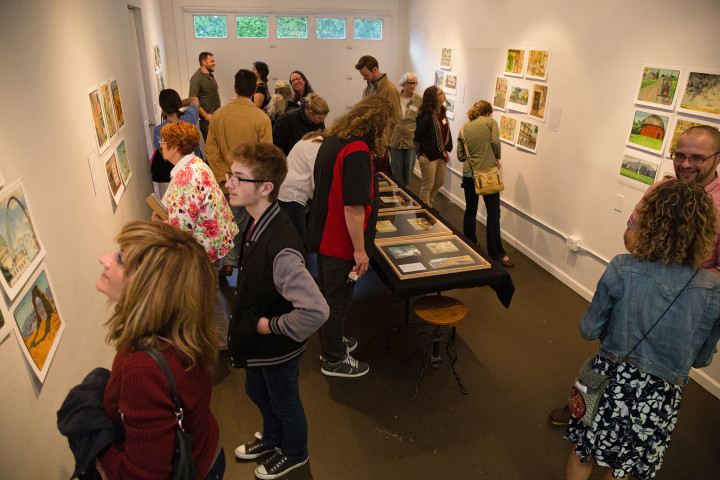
493, 76, 508, 111
529, 84, 549, 121
434, 69, 445, 88
110, 78, 125, 129
116, 140, 133, 185
499, 115, 518, 145
505, 49, 525, 77
525, 50, 549, 81
11, 267, 65, 383
627, 110, 671, 154
619, 149, 660, 191
0, 179, 46, 300
635, 65, 681, 110
445, 96, 455, 120
507, 80, 531, 114
678, 70, 720, 120
517, 120, 539, 153
444, 73, 457, 95
88, 86, 109, 154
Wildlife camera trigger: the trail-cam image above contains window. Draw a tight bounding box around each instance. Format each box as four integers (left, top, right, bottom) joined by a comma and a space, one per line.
354, 19, 382, 40
236, 16, 268, 38
277, 17, 307, 38
316, 18, 345, 39
194, 16, 227, 38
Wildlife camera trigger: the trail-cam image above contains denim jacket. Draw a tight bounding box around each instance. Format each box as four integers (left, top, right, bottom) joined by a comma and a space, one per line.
581, 254, 720, 385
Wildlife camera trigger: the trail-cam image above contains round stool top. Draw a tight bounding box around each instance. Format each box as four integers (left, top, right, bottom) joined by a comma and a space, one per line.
413, 295, 467, 327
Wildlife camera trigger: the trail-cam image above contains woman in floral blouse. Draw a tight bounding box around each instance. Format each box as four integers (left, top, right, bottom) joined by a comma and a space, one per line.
156, 121, 238, 351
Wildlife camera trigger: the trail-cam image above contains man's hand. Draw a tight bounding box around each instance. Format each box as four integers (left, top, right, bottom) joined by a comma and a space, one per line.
204, 113, 213, 121
353, 249, 370, 277
257, 317, 271, 335
150, 212, 164, 223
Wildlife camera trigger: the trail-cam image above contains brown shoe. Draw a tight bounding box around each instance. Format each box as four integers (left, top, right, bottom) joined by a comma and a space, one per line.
219, 264, 234, 277
549, 405, 571, 425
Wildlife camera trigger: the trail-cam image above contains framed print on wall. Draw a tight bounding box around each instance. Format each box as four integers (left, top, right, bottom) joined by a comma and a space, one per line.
87, 85, 109, 154
677, 69, 720, 120
618, 148, 660, 192
504, 48, 525, 77
104, 151, 125, 205
507, 79, 531, 114
634, 64, 682, 110
498, 114, 518, 146
529, 83, 549, 122
626, 110, 671, 154
517, 120, 540, 153
666, 116, 720, 157
434, 69, 445, 88
99, 81, 118, 140
525, 50, 550, 81
116, 140, 133, 186
440, 48, 452, 69
110, 77, 125, 130
492, 76, 508, 112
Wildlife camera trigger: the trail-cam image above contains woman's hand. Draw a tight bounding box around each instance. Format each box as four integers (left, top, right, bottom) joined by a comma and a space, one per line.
443, 151, 449, 163
496, 159, 502, 169
257, 317, 271, 335
150, 212, 164, 223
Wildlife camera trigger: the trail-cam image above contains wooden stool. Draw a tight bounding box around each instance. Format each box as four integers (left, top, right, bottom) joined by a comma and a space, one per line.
410, 295, 468, 397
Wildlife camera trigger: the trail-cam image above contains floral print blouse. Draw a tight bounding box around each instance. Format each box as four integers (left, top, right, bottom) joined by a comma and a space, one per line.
163, 155, 238, 262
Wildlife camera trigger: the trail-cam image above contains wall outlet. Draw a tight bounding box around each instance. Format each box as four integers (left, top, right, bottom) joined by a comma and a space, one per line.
566, 236, 581, 252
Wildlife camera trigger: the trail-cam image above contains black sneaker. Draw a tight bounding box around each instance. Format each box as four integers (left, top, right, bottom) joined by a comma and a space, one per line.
319, 336, 357, 361
320, 354, 369, 377
255, 452, 308, 479
234, 437, 274, 460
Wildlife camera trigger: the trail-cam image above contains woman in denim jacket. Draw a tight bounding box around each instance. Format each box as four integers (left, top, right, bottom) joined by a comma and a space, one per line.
565, 180, 720, 480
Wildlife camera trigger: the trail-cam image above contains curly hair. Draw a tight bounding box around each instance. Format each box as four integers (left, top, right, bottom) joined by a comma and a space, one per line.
634, 180, 717, 267
160, 121, 199, 156
230, 143, 288, 202
325, 95, 397, 157
105, 221, 217, 369
468, 100, 493, 120
420, 86, 445, 115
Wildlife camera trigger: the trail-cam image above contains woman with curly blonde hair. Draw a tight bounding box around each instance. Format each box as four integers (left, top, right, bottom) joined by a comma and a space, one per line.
564, 180, 720, 480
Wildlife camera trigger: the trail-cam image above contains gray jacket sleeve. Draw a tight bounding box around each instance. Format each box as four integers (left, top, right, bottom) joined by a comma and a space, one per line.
268, 248, 329, 342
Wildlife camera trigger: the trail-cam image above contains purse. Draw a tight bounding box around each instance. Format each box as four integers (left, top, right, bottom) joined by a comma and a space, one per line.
460, 126, 504, 196
141, 347, 198, 480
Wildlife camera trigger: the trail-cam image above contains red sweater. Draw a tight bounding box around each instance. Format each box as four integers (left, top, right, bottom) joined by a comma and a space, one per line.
98, 346, 219, 479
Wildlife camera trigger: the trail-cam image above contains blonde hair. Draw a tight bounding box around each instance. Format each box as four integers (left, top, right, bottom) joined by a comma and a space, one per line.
325, 95, 397, 157
634, 180, 717, 267
266, 81, 291, 121
306, 93, 329, 115
105, 221, 217, 369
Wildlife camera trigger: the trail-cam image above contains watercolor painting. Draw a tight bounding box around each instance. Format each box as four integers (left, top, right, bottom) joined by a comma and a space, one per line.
678, 71, 720, 120
11, 267, 65, 383
627, 110, 670, 154
155, 70, 165, 95
111, 78, 125, 129
635, 65, 681, 110
444, 74, 457, 95
499, 115, 518, 145
493, 76, 508, 111
529, 84, 549, 121
116, 140, 133, 185
0, 179, 46, 300
445, 96, 455, 120
100, 82, 118, 139
153, 44, 162, 70
440, 48, 452, 69
434, 69, 445, 88
505, 49, 525, 77
88, 86, 109, 154
525, 50, 549, 81
507, 80, 531, 114
105, 152, 125, 204
667, 117, 719, 157
517, 120, 539, 153
620, 149, 659, 187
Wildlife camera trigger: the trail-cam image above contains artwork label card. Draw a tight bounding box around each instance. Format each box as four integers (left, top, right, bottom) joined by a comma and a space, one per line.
517, 120, 540, 153
626, 110, 671, 154
634, 65, 682, 110
525, 50, 550, 81
505, 49, 525, 77
677, 70, 720, 120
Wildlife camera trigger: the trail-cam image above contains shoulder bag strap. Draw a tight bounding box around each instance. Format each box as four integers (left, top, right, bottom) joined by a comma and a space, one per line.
140, 346, 186, 431
460, 126, 473, 175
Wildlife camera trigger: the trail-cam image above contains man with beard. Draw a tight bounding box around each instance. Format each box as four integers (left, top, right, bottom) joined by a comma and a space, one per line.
189, 51, 221, 141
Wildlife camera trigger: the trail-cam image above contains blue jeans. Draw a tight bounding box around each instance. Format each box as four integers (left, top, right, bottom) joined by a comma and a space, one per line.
278, 200, 307, 242
245, 355, 308, 460
462, 176, 505, 259
389, 147, 416, 186
203, 447, 226, 480
223, 194, 248, 267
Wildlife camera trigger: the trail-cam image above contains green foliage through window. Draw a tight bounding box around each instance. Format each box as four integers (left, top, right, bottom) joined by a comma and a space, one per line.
317, 18, 345, 39
237, 17, 268, 38
354, 19, 382, 40
277, 17, 307, 38
194, 16, 227, 38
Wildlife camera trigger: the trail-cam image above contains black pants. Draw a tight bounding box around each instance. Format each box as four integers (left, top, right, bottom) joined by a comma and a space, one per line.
317, 254, 356, 363
462, 177, 506, 259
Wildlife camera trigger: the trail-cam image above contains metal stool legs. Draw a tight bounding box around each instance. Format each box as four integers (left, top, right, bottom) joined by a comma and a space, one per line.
411, 325, 468, 397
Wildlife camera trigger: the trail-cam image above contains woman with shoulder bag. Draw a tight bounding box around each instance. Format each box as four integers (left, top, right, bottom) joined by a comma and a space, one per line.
564, 180, 720, 480
457, 100, 513, 267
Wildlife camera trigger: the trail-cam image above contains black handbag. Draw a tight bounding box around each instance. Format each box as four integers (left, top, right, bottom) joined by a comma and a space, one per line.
141, 347, 198, 480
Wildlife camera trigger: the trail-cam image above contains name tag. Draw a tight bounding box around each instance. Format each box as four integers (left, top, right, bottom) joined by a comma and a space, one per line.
442, 118, 447, 125
409, 105, 418, 112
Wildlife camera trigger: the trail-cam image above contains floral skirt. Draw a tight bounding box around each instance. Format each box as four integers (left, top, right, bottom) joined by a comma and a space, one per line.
564, 355, 683, 479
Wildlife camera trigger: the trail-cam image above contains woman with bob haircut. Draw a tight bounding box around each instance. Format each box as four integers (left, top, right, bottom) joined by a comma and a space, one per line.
289, 70, 314, 105
564, 180, 720, 480
414, 85, 452, 207
95, 220, 226, 479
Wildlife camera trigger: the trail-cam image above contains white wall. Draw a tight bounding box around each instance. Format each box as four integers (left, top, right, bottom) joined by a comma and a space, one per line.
402, 0, 720, 397
0, 0, 166, 478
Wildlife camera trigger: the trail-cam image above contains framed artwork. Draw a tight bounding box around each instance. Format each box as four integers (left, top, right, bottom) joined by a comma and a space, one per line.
155, 70, 165, 95
499, 114, 518, 145
87, 85, 109, 154
100, 81, 118, 140
444, 73, 457, 96
634, 65, 682, 110
0, 297, 10, 343
529, 83, 549, 122
445, 96, 456, 120
375, 209, 451, 241
492, 76, 508, 112
116, 140, 133, 186
525, 50, 550, 81
110, 78, 125, 130
504, 49, 525, 77
619, 148, 660, 192
677, 70, 720, 120
517, 120, 539, 153
440, 48, 452, 69
666, 116, 719, 157
0, 179, 47, 300
375, 234, 491, 280
378, 171, 397, 190
11, 266, 65, 383
378, 187, 421, 212
434, 69, 445, 88
626, 110, 671, 154
153, 44, 162, 70
105, 152, 125, 204
507, 79, 531, 114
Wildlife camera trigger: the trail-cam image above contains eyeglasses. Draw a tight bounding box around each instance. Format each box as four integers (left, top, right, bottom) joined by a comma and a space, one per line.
225, 172, 266, 187
437, 90, 446, 95
670, 150, 720, 165
159, 140, 167, 146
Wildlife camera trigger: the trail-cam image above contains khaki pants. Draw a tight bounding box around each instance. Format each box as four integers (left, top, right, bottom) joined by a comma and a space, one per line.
418, 155, 447, 207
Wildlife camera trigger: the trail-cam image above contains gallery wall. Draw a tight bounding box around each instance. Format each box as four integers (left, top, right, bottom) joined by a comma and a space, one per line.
401, 0, 720, 397
0, 0, 166, 478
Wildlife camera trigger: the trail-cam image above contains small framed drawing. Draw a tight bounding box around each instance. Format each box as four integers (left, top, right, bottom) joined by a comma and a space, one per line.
677, 69, 720, 120
504, 49, 525, 77
492, 76, 508, 112
498, 114, 518, 146
0, 178, 47, 300
378, 171, 398, 190
11, 265, 65, 383
525, 50, 550, 81
375, 234, 491, 280
378, 188, 421, 212
105, 151, 125, 205
87, 85, 109, 154
440, 48, 452, 69
529, 84, 549, 122
634, 65, 682, 110
116, 140, 133, 186
517, 120, 540, 154
110, 77, 125, 131
434, 69, 445, 88
507, 79, 531, 114
444, 73, 457, 96
619, 148, 660, 192
99, 81, 118, 140
666, 116, 720, 158
445, 95, 456, 120
626, 110, 671, 155
375, 209, 451, 241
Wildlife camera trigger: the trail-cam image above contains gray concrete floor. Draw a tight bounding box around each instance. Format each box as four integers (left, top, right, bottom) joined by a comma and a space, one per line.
213, 179, 720, 480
